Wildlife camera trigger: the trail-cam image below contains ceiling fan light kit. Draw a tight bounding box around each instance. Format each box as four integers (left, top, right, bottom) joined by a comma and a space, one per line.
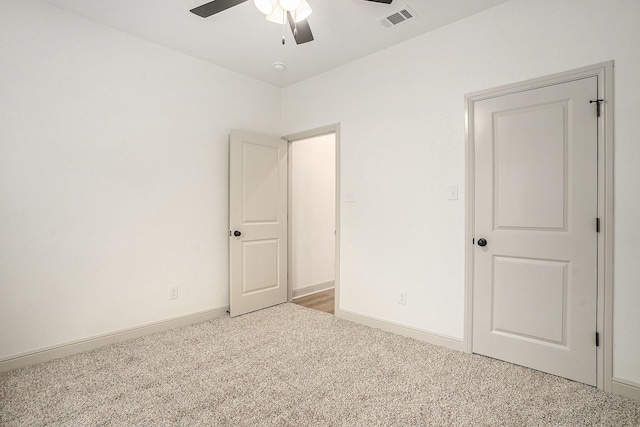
277, 0, 301, 12
253, 0, 274, 14
254, 0, 303, 15
260, 0, 311, 24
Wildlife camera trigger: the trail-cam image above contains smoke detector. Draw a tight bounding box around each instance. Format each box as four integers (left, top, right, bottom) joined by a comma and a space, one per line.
378, 6, 417, 28
272, 62, 287, 72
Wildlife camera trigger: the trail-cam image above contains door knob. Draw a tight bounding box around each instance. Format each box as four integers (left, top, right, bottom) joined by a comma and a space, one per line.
233, 230, 242, 237
477, 238, 487, 247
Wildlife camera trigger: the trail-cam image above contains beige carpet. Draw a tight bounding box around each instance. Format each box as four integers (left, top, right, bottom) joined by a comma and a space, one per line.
1, 303, 639, 426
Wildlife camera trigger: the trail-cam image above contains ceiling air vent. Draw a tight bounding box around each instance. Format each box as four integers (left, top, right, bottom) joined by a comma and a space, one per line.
378, 6, 417, 28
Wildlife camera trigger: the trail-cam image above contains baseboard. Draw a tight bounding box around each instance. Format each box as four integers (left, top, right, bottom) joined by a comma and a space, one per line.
612, 378, 640, 401
335, 308, 465, 352
292, 280, 334, 299
0, 306, 229, 373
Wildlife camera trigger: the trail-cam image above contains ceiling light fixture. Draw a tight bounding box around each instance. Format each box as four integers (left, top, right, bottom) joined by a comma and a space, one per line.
254, 0, 312, 44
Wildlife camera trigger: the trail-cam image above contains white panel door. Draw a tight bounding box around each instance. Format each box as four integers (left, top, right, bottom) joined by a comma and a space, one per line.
229, 130, 288, 317
473, 77, 598, 385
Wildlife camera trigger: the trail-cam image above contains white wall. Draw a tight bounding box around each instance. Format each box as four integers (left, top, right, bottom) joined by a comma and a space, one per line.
0, 0, 281, 359
290, 135, 335, 293
281, 0, 640, 385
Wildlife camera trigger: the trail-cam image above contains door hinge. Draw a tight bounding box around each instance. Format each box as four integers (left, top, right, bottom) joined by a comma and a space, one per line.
595, 332, 600, 347
590, 99, 604, 117
596, 218, 600, 233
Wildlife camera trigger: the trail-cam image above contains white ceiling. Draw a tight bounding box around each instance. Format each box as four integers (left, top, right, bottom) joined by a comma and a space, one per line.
37, 0, 510, 87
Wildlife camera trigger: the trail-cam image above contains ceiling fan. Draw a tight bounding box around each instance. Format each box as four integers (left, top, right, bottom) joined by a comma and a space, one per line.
190, 0, 394, 45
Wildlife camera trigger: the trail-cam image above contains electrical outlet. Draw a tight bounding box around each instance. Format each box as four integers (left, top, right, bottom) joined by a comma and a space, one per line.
398, 290, 407, 305
170, 286, 178, 300
345, 192, 357, 203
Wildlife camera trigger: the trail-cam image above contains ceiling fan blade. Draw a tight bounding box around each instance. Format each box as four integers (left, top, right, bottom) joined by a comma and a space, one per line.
363, 0, 393, 3
287, 13, 314, 45
190, 0, 248, 18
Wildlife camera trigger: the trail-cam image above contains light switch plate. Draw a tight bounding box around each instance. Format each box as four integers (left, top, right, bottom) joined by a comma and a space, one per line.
448, 185, 458, 200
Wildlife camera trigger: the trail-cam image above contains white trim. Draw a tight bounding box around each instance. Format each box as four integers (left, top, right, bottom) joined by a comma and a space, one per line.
611, 379, 640, 402
283, 124, 341, 315
601, 61, 615, 394
464, 61, 614, 391
336, 308, 465, 352
292, 281, 335, 299
287, 137, 295, 303
0, 306, 229, 373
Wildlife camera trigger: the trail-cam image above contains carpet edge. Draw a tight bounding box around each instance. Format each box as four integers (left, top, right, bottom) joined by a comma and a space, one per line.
0, 305, 229, 373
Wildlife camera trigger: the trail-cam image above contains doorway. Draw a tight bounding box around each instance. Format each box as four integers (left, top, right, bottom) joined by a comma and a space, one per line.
465, 62, 613, 388
287, 130, 338, 315
228, 125, 340, 317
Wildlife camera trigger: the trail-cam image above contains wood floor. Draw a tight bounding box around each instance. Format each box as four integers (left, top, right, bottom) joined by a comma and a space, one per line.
292, 288, 334, 314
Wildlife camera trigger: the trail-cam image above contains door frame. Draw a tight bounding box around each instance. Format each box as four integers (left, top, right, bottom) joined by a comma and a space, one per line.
283, 124, 341, 313
464, 62, 614, 391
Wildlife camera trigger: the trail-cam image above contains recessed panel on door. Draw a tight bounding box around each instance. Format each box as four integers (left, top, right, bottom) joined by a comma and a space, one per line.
242, 239, 279, 295
492, 256, 568, 346
494, 102, 567, 231
243, 142, 280, 224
